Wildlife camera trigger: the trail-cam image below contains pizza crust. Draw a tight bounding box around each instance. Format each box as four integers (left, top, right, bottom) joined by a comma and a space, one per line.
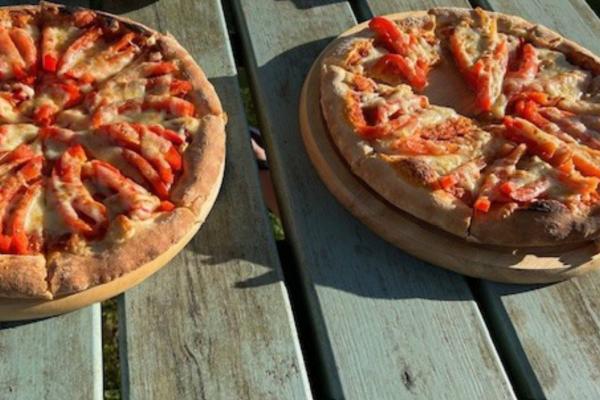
469, 201, 600, 247
47, 207, 197, 296
0, 255, 51, 299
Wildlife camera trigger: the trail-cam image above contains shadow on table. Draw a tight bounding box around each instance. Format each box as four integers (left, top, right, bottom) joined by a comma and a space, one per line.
276, 0, 349, 9
95, 0, 158, 14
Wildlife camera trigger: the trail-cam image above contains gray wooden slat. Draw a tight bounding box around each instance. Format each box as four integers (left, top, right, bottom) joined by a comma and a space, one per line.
0, 2, 102, 400
363, 0, 471, 16
232, 0, 514, 398
99, 1, 311, 399
471, 1, 600, 398
0, 307, 103, 400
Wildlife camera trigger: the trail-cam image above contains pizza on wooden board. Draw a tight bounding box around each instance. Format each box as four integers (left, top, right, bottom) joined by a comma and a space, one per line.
320, 7, 600, 247
0, 2, 226, 299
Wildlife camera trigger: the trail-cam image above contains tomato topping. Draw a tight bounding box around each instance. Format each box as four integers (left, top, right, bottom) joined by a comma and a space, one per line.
369, 16, 408, 54
60, 82, 82, 107
474, 197, 491, 212
43, 54, 57, 73
169, 80, 192, 96
0, 235, 10, 252
148, 125, 184, 145
144, 62, 177, 77
122, 149, 170, 199
143, 97, 195, 117
373, 54, 428, 91
503, 116, 565, 165
159, 200, 175, 212
33, 104, 56, 127
572, 153, 600, 178
164, 146, 182, 171
439, 174, 457, 190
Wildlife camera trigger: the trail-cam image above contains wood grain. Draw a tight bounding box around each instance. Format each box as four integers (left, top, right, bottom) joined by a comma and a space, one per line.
0, 307, 102, 400
0, 2, 102, 399
233, 0, 514, 398
473, 1, 600, 398
100, 0, 311, 399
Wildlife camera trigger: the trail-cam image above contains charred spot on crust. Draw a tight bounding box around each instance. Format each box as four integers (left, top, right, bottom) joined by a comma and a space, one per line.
391, 158, 438, 187
526, 199, 566, 214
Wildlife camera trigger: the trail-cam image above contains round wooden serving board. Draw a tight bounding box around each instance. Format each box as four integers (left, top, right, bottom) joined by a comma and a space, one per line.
299, 11, 600, 284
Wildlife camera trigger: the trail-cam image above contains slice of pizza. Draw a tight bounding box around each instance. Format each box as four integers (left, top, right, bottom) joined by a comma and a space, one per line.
321, 64, 502, 236
323, 14, 440, 91
0, 135, 49, 298
439, 8, 512, 115
469, 128, 600, 246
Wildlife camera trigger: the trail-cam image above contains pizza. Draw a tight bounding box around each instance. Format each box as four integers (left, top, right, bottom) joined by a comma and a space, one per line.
0, 2, 226, 299
320, 8, 600, 247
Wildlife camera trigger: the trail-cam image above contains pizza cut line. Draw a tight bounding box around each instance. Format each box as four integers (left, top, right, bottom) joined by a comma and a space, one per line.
0, 3, 226, 299
320, 8, 600, 247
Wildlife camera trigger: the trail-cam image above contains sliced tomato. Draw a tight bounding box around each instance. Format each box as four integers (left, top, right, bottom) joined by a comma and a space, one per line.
122, 149, 169, 199
438, 174, 457, 191
473, 196, 491, 212
369, 16, 409, 54
86, 159, 160, 220
572, 153, 600, 178
503, 116, 562, 164
51, 145, 107, 236
500, 179, 550, 202
159, 200, 175, 212
142, 96, 195, 117
373, 54, 428, 91
0, 234, 10, 252
148, 125, 184, 145
43, 54, 58, 73
143, 62, 177, 77
169, 79, 192, 96
33, 104, 56, 127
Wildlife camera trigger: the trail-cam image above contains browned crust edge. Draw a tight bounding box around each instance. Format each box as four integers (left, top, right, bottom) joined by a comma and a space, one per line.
47, 207, 197, 296
0, 255, 51, 299
469, 201, 600, 247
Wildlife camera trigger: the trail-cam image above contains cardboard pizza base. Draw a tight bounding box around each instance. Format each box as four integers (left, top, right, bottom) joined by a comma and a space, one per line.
299, 11, 600, 284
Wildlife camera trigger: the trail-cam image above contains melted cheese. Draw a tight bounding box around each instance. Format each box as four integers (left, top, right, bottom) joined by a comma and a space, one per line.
0, 123, 38, 151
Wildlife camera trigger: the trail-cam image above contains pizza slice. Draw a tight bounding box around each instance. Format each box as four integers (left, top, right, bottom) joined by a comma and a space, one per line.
321, 64, 503, 236
323, 14, 440, 91
0, 139, 49, 298
443, 8, 511, 115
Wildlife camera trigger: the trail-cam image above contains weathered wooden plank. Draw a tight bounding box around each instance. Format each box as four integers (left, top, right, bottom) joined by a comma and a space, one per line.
363, 0, 470, 16
0, 307, 102, 400
471, 1, 600, 398
0, 2, 102, 399
232, 0, 514, 398
99, 1, 311, 399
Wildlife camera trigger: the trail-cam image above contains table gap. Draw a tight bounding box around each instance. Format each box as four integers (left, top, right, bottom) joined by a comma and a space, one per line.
469, 0, 493, 9
349, 0, 372, 22
101, 299, 122, 400
467, 278, 545, 399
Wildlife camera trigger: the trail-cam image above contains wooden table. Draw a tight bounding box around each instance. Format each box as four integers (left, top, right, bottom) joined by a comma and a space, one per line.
1, 0, 599, 399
